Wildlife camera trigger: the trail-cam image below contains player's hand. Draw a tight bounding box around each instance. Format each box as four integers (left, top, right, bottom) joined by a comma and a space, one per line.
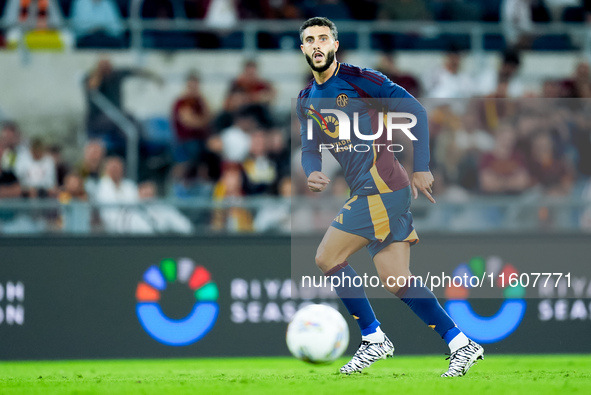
411, 171, 436, 203
308, 171, 330, 192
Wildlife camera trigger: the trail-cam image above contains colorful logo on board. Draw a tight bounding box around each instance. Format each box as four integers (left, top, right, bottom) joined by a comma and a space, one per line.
136, 258, 219, 346
444, 256, 526, 344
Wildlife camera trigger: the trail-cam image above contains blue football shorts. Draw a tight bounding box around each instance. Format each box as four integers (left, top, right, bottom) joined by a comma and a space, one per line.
330, 186, 419, 258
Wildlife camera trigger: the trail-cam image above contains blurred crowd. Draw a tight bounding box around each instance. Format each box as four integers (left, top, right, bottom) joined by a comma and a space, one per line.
290, 50, 591, 231
0, 56, 291, 233
3, 47, 591, 234
2, 0, 591, 50
2, 0, 591, 233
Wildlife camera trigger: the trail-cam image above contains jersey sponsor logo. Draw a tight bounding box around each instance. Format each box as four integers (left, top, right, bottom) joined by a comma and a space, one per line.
304, 104, 418, 142
336, 93, 349, 108
306, 104, 339, 138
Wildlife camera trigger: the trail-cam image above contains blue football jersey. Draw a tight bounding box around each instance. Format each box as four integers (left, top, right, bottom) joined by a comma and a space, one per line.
298, 62, 430, 196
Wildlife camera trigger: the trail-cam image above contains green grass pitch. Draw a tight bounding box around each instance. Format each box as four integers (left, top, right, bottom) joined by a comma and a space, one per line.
1, 355, 590, 395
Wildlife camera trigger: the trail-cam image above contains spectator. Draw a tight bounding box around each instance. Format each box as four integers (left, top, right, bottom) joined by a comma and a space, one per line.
0, 121, 27, 172
476, 93, 517, 133
84, 57, 163, 155
58, 171, 91, 232
77, 140, 106, 199
71, 0, 124, 48
455, 112, 496, 155
215, 109, 259, 164
266, 0, 302, 19
479, 124, 531, 195
58, 171, 88, 203
211, 163, 253, 232
95, 156, 151, 233
423, 47, 474, 98
49, 144, 69, 187
515, 113, 544, 161
170, 161, 215, 199
95, 157, 136, 202
375, 52, 421, 97
204, 0, 238, 29
438, 110, 495, 191
0, 142, 21, 198
528, 132, 573, 196
242, 130, 277, 195
475, 50, 525, 97
561, 61, 591, 98
2, 0, 69, 49
15, 138, 57, 198
528, 131, 574, 228
138, 181, 193, 234
171, 71, 211, 163
501, 0, 534, 49
3, 0, 63, 29
213, 88, 249, 132
229, 60, 275, 106
541, 79, 564, 98
267, 128, 291, 188
0, 140, 20, 229
544, 0, 578, 22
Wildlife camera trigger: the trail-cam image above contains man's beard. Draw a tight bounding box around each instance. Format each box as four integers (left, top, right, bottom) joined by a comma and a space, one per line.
305, 50, 335, 73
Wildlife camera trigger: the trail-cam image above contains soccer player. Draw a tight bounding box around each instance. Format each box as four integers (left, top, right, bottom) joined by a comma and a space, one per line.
297, 17, 484, 377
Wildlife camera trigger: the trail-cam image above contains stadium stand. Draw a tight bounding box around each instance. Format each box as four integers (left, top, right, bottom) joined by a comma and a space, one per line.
1, 0, 591, 234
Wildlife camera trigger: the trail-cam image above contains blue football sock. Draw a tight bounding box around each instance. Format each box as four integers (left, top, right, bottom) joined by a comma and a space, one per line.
325, 262, 380, 336
442, 326, 461, 344
395, 278, 457, 340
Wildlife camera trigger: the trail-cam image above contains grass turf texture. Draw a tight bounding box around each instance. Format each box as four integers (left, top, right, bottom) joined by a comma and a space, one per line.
1, 355, 590, 395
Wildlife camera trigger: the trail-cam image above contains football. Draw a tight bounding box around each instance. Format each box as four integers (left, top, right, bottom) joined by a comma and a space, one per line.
286, 304, 350, 364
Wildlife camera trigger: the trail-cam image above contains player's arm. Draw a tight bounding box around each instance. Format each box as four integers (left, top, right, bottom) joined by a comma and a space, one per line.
307, 169, 330, 192
300, 129, 330, 193
380, 80, 435, 203
298, 101, 330, 192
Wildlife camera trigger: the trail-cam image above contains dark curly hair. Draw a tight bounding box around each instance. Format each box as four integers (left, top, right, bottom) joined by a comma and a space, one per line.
299, 17, 338, 43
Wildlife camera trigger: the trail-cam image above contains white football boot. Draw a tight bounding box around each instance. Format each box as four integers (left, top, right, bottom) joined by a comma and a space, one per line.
340, 335, 395, 374
441, 340, 484, 377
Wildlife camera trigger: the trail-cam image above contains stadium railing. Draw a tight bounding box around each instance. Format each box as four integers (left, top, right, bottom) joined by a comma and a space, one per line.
2, 11, 591, 54
124, 19, 591, 53
0, 194, 588, 235
88, 90, 140, 182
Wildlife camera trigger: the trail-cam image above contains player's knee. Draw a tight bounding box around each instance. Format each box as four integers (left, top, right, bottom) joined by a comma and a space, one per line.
381, 280, 401, 295
379, 273, 412, 296
314, 251, 327, 271
314, 251, 334, 273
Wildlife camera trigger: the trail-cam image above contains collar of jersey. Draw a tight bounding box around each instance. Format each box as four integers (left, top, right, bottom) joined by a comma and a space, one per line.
313, 62, 340, 90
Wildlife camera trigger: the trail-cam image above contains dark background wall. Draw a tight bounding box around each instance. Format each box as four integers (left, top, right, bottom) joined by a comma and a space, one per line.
0, 234, 589, 360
